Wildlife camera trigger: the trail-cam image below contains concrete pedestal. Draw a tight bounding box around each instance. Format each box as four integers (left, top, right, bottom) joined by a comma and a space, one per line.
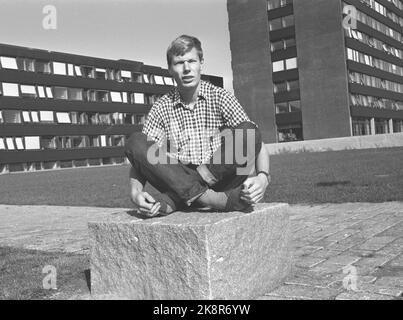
88, 203, 292, 299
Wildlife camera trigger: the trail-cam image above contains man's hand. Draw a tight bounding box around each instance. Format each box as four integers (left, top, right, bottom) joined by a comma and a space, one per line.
131, 190, 161, 217
240, 174, 269, 205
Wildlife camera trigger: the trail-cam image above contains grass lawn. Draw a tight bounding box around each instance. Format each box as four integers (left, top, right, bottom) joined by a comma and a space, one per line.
0, 246, 89, 300
0, 147, 402, 299
0, 147, 402, 207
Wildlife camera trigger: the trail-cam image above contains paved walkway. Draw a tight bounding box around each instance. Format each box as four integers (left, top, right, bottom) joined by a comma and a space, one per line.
0, 202, 402, 300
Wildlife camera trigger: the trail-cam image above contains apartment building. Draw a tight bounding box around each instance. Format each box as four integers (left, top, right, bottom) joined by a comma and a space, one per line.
227, 0, 403, 143
0, 43, 222, 173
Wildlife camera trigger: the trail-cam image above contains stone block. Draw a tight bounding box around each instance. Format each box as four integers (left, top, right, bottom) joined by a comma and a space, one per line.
88, 203, 292, 299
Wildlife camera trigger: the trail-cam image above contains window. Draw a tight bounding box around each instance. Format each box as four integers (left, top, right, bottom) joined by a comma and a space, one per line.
24, 137, 41, 150
133, 93, 145, 104
124, 113, 133, 124
98, 113, 111, 125
56, 112, 71, 124
285, 57, 297, 69
68, 88, 83, 100
276, 102, 289, 113
96, 90, 109, 102
282, 15, 294, 28
22, 111, 31, 122
136, 114, 146, 125
268, 0, 281, 10
0, 138, 5, 150
41, 136, 57, 149
46, 87, 53, 98
3, 110, 22, 123
100, 135, 107, 147
15, 137, 24, 150
120, 92, 127, 103
53, 87, 68, 100
95, 68, 107, 80
277, 124, 303, 142
37, 86, 46, 98
154, 76, 164, 85
2, 83, 19, 96
164, 77, 174, 85
143, 74, 150, 83
71, 136, 86, 148
40, 111, 54, 122
0, 56, 18, 69
6, 138, 15, 150
273, 81, 287, 93
82, 66, 95, 78
20, 85, 37, 98
31, 111, 39, 122
269, 17, 282, 31
20, 59, 35, 72
284, 38, 296, 48
35, 60, 51, 73
121, 70, 132, 81
53, 62, 67, 75
287, 80, 299, 91
272, 60, 284, 72
110, 91, 123, 103
67, 64, 75, 76
88, 113, 99, 125
75, 66, 82, 76
132, 73, 143, 83
289, 100, 301, 111
111, 135, 125, 147
271, 40, 284, 52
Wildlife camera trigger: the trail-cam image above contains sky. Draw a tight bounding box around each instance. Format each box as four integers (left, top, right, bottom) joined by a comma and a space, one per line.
0, 0, 234, 91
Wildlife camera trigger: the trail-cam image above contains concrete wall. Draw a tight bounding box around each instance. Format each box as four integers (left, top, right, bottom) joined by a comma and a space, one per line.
265, 132, 403, 154
227, 0, 276, 143
294, 0, 352, 140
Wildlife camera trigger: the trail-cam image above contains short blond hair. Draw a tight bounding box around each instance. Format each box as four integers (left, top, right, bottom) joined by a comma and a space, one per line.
166, 35, 203, 67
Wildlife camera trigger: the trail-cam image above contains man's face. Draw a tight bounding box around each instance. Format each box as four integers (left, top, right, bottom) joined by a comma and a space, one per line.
169, 47, 203, 91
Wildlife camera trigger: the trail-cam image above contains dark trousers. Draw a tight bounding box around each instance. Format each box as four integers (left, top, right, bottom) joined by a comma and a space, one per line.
124, 121, 262, 209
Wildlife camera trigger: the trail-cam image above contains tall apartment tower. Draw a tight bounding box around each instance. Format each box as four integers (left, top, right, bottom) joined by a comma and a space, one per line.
0, 43, 222, 173
227, 0, 403, 143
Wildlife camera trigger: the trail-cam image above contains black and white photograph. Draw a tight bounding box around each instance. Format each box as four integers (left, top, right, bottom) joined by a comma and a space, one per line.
0, 0, 402, 305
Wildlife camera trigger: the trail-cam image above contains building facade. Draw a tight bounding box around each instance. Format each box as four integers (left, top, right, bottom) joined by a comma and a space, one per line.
227, 0, 403, 143
0, 43, 222, 174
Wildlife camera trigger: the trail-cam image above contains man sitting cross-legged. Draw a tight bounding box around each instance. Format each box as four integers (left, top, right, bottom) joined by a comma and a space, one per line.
124, 35, 271, 217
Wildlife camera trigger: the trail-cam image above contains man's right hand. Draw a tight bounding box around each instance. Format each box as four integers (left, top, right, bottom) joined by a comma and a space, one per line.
131, 191, 161, 217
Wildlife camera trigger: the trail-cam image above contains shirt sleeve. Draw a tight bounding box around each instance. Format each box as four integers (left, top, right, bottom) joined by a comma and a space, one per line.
142, 104, 166, 146
219, 89, 256, 128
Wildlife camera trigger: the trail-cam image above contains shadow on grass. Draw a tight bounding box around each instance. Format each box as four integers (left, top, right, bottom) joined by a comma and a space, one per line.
315, 180, 352, 187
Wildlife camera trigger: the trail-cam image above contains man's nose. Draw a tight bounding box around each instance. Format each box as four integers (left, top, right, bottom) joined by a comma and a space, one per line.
183, 61, 190, 71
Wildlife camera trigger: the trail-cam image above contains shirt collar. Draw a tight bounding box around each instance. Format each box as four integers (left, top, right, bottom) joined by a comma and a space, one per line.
172, 80, 208, 108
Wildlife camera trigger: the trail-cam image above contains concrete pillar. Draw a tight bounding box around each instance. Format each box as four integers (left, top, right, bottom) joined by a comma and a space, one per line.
389, 119, 394, 134
370, 118, 375, 135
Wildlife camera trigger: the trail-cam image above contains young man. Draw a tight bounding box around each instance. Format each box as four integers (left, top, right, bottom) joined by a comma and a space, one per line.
125, 35, 270, 217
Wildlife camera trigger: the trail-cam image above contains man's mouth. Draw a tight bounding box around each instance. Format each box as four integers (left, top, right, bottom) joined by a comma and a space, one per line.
182, 76, 193, 82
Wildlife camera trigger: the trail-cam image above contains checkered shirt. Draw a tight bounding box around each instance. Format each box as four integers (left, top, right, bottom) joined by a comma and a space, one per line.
142, 80, 253, 165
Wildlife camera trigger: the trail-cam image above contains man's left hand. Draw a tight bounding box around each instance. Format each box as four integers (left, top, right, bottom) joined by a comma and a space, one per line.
240, 174, 269, 204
